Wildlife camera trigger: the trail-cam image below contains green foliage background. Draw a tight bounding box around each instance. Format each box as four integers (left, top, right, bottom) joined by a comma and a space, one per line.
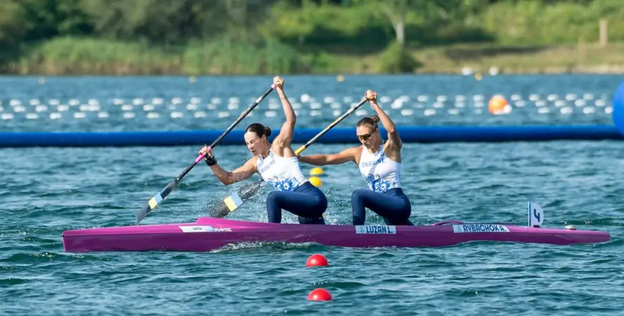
0, 0, 622, 74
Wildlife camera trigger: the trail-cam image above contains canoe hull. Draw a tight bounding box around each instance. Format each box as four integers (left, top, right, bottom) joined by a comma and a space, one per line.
62, 217, 611, 253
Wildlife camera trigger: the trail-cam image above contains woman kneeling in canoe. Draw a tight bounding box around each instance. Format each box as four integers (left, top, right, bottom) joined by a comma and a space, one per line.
199, 76, 327, 224
299, 90, 413, 226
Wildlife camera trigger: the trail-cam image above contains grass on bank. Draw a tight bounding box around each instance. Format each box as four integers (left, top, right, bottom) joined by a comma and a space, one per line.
5, 37, 624, 75
409, 42, 624, 74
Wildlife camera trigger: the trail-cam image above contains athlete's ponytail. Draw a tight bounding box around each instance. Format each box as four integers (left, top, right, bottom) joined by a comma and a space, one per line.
246, 123, 271, 138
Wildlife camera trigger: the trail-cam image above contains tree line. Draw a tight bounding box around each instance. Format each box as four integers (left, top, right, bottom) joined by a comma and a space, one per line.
0, 0, 621, 74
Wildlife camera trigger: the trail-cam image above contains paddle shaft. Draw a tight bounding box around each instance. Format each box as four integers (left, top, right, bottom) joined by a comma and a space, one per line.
137, 84, 275, 223
209, 98, 369, 218
196, 84, 276, 163
294, 98, 368, 155
183, 84, 276, 177
198, 85, 275, 168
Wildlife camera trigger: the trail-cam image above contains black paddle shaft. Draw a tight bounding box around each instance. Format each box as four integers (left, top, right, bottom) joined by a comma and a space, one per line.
209, 86, 276, 149
294, 98, 368, 154
136, 85, 275, 223
186, 85, 276, 176
200, 86, 276, 167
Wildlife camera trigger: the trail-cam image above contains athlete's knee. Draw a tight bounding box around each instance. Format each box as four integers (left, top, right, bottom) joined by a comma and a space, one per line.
318, 194, 328, 210
266, 191, 280, 205
312, 188, 328, 209
302, 191, 327, 215
266, 193, 281, 223
351, 189, 367, 202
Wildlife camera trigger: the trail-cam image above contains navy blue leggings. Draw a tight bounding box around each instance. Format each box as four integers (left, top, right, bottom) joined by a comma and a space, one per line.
267, 182, 327, 224
352, 188, 413, 225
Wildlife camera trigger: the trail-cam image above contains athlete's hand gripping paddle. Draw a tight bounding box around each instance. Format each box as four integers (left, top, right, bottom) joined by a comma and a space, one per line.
208, 98, 369, 218
135, 84, 276, 223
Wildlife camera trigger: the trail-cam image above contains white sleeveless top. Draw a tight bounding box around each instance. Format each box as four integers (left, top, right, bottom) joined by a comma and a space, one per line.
256, 150, 308, 192
358, 145, 401, 193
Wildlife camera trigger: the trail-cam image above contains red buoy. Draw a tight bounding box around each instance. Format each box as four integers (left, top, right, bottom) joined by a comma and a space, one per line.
306, 254, 328, 267
307, 288, 332, 301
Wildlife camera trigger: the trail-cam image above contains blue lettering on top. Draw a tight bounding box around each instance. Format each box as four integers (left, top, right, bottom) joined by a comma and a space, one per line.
360, 153, 385, 168
259, 158, 276, 174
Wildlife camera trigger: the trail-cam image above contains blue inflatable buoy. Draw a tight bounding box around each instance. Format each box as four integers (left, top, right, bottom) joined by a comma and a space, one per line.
612, 80, 624, 137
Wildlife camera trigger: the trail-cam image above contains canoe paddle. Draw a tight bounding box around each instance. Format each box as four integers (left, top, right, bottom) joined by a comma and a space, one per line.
135, 84, 276, 223
208, 98, 369, 218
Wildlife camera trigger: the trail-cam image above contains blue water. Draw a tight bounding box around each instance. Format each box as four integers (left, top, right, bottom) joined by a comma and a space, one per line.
1, 75, 623, 315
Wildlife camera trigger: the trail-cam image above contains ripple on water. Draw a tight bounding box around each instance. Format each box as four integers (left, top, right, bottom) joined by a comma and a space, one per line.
1, 76, 624, 315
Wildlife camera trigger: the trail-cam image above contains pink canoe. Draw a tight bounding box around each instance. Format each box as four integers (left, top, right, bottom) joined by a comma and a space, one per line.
62, 205, 611, 253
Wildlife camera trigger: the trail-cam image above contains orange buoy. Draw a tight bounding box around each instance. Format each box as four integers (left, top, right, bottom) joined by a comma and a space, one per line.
308, 288, 332, 301
306, 254, 328, 267
488, 95, 509, 114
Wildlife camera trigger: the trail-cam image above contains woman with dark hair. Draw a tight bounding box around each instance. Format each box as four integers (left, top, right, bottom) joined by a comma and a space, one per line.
199, 76, 327, 224
298, 90, 413, 226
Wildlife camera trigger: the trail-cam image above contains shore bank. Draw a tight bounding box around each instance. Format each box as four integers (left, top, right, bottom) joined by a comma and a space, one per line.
2, 39, 623, 76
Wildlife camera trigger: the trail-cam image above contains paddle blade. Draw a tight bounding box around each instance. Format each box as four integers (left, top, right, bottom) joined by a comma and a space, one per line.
136, 181, 178, 223
209, 180, 264, 218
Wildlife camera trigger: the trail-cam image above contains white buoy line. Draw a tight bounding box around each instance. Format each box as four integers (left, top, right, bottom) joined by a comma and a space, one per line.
0, 93, 614, 122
